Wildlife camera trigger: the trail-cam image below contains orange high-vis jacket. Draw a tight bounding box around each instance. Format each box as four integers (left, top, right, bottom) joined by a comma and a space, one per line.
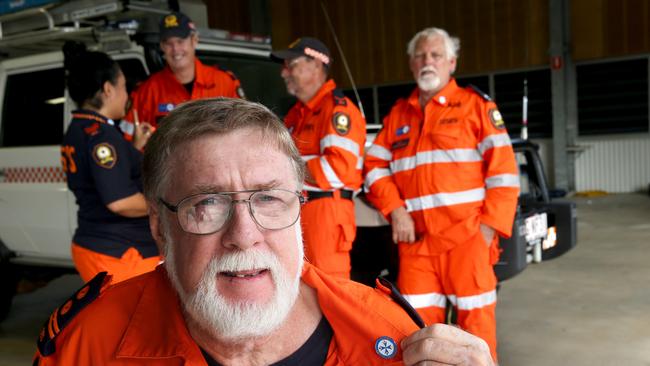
364, 79, 520, 255
121, 59, 243, 139
284, 79, 366, 193
34, 264, 419, 365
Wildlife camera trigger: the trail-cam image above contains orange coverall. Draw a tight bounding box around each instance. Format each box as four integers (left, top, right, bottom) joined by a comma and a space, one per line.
284, 79, 366, 278
363, 79, 519, 360
121, 59, 243, 138
34, 263, 419, 365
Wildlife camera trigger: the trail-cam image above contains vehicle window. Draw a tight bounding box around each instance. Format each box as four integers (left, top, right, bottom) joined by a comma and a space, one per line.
1, 67, 64, 147
516, 149, 546, 204
516, 152, 531, 196
196, 52, 293, 117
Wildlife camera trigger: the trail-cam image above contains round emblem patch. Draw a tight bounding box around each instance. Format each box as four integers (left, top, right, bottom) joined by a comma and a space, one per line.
92, 143, 117, 169
374, 336, 397, 359
489, 108, 505, 130
333, 112, 351, 135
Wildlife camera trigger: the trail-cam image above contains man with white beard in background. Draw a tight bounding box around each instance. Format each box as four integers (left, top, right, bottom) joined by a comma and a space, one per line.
34, 98, 495, 366
363, 28, 519, 362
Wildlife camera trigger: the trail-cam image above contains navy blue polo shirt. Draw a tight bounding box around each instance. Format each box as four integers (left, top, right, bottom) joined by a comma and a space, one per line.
62, 109, 158, 258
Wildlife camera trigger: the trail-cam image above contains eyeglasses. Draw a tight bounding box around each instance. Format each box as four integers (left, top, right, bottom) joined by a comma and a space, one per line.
159, 189, 305, 235
283, 57, 307, 70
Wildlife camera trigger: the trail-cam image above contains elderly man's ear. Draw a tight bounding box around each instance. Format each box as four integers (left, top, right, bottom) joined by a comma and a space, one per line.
147, 201, 166, 254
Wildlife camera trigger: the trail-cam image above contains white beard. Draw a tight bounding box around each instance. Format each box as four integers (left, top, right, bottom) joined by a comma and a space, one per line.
162, 221, 304, 341
416, 65, 442, 92
417, 73, 441, 92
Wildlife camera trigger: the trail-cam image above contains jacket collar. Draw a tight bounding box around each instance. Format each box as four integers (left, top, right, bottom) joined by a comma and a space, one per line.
115, 266, 204, 362
193, 58, 214, 88
71, 109, 113, 125
407, 77, 459, 111
304, 79, 337, 110
301, 263, 418, 364
162, 58, 213, 89
116, 262, 416, 364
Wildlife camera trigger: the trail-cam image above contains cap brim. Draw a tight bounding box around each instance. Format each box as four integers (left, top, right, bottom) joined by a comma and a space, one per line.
270, 49, 304, 63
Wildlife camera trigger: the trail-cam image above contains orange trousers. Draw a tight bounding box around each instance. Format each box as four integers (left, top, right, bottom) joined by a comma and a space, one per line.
397, 233, 500, 361
71, 243, 161, 284
301, 196, 356, 279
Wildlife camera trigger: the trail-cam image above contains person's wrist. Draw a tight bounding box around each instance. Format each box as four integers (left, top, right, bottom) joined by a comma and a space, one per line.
390, 206, 404, 219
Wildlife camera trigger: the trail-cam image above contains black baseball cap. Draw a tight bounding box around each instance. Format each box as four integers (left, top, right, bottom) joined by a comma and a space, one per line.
159, 12, 196, 41
271, 37, 331, 66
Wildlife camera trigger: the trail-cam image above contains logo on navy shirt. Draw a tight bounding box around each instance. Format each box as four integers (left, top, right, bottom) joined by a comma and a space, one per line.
92, 143, 117, 169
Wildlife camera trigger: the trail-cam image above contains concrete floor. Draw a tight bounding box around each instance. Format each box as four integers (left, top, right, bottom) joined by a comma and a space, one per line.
497, 194, 650, 366
1, 193, 649, 365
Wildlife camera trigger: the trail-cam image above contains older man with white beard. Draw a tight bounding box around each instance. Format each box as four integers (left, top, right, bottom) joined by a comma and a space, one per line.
363, 28, 520, 362
34, 98, 495, 366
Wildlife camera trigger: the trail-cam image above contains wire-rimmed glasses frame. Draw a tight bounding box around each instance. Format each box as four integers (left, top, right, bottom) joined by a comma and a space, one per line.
158, 188, 305, 235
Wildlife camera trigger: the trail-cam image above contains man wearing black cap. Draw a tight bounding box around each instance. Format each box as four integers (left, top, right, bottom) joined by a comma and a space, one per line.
271, 37, 366, 279
122, 11, 244, 140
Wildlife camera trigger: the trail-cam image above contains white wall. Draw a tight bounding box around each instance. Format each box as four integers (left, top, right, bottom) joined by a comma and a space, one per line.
574, 135, 650, 193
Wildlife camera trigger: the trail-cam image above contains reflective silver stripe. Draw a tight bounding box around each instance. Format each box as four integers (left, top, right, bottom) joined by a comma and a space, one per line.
306, 153, 361, 171
320, 157, 344, 188
390, 149, 482, 173
448, 290, 497, 310
390, 155, 416, 173
403, 292, 447, 309
364, 168, 391, 191
321, 134, 361, 156
478, 133, 512, 155
486, 173, 520, 189
406, 187, 486, 212
366, 143, 393, 161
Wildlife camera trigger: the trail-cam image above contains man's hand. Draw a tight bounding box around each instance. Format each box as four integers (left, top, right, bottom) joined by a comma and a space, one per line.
401, 324, 495, 366
479, 223, 496, 247
390, 206, 416, 244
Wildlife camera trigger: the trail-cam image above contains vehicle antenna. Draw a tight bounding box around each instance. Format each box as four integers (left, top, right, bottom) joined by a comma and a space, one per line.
521, 0, 531, 141
522, 78, 528, 140
319, 1, 365, 119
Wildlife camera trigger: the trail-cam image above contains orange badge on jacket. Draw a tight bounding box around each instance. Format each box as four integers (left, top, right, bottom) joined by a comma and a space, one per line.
489, 108, 505, 129
333, 112, 351, 135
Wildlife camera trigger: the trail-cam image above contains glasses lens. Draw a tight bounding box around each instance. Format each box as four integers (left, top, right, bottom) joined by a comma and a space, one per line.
250, 189, 301, 230
177, 193, 231, 234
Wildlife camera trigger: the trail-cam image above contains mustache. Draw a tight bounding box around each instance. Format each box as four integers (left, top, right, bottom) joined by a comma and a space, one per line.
419, 66, 436, 77
213, 248, 279, 273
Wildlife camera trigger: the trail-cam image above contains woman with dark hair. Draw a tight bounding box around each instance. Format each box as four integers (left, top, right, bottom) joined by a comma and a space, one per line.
61, 43, 159, 283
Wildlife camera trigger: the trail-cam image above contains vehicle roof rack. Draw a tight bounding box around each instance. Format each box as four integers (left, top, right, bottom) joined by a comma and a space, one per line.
0, 0, 272, 58
0, 0, 169, 56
